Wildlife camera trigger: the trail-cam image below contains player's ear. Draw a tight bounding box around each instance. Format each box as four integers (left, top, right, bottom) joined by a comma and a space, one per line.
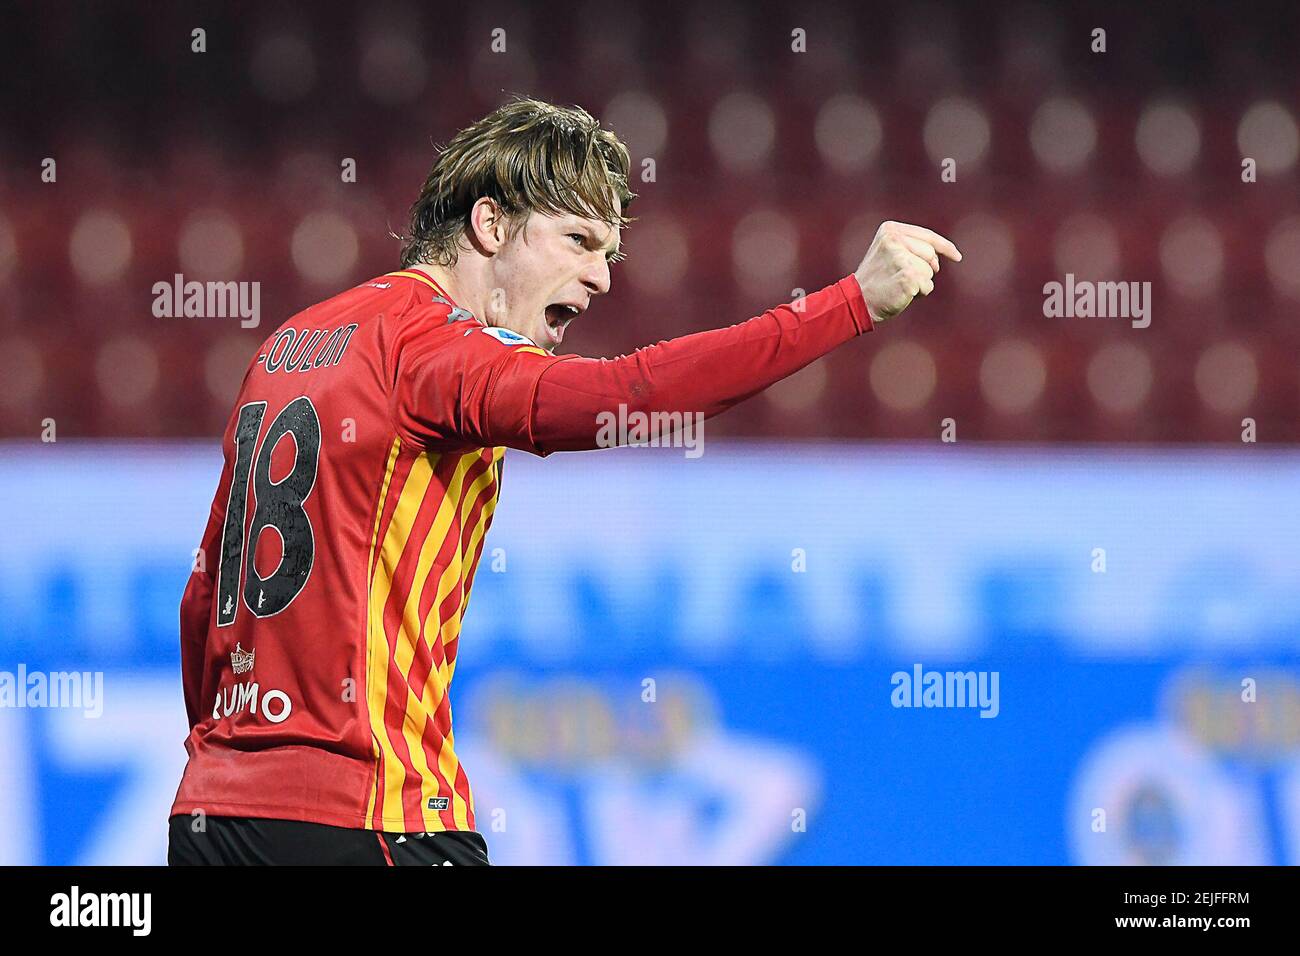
468, 197, 509, 254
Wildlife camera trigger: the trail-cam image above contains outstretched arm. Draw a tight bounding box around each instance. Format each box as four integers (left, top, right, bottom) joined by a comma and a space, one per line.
527, 221, 962, 453
393, 221, 960, 455
529, 275, 868, 453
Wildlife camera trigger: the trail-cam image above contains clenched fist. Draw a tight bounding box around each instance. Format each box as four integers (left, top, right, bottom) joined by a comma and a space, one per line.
853, 221, 962, 324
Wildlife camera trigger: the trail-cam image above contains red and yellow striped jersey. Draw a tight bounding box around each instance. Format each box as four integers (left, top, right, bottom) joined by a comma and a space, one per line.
171, 270, 569, 833
172, 263, 872, 834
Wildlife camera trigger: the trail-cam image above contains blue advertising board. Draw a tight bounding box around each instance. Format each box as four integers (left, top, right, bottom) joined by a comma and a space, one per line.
1, 442, 1296, 864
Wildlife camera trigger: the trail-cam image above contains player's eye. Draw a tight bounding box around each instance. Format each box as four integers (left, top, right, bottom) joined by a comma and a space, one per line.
568, 233, 587, 247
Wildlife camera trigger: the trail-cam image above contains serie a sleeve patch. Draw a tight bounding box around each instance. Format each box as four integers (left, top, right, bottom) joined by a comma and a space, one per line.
480, 326, 539, 347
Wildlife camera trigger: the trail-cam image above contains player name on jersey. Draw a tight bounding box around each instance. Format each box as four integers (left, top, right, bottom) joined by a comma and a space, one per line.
256, 322, 359, 374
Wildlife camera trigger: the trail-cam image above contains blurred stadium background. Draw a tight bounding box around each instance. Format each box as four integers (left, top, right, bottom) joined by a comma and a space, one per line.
1, 0, 1298, 864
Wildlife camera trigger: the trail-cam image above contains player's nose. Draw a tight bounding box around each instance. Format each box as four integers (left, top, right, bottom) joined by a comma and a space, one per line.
580, 256, 611, 297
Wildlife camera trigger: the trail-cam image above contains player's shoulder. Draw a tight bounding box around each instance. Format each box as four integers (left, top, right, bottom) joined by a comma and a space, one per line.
377, 272, 550, 355
323, 271, 437, 324
395, 310, 551, 361
293, 269, 461, 325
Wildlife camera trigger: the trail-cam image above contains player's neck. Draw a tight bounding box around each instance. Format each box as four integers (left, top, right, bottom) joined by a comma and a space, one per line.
405, 257, 501, 329
405, 261, 473, 313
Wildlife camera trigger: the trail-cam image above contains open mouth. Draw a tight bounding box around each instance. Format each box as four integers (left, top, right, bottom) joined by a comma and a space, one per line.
544, 303, 582, 345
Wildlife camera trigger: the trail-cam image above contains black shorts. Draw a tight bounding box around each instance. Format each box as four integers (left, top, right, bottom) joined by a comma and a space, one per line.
167, 814, 491, 866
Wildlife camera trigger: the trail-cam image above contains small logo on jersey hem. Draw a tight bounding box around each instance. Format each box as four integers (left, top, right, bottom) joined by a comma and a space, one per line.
481, 327, 537, 347
231, 643, 255, 675
427, 797, 451, 811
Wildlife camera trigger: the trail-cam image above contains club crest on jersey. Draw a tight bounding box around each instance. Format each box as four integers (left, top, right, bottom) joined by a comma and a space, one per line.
481, 327, 537, 347
231, 642, 255, 675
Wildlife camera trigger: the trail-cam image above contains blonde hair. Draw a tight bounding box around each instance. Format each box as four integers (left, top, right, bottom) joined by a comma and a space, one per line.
399, 96, 636, 268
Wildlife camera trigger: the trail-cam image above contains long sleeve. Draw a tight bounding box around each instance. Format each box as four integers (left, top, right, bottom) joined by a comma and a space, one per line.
528, 275, 871, 453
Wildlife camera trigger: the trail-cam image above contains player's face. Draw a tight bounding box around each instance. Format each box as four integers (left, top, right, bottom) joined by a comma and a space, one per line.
486, 207, 620, 351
